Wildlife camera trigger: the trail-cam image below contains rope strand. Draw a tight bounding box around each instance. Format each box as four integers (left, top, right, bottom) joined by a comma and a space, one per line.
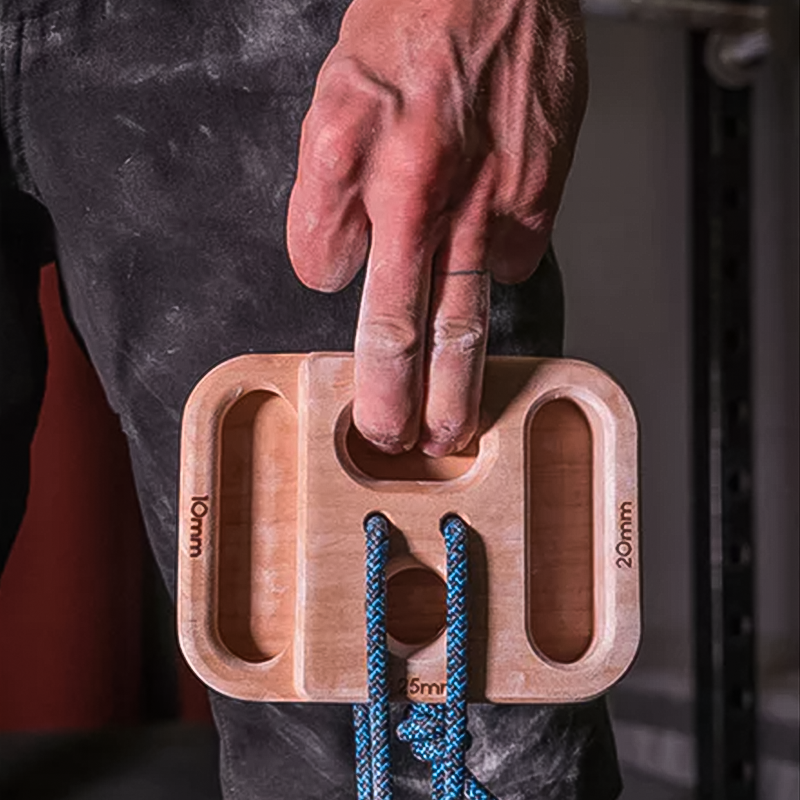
354, 513, 394, 800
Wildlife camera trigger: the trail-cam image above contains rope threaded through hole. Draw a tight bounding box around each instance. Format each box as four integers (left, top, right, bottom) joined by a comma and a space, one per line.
353, 513, 497, 800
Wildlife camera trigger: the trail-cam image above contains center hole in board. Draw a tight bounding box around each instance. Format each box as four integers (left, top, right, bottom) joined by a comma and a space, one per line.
386, 566, 447, 647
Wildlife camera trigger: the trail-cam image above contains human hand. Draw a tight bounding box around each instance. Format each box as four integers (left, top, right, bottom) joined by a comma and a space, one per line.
287, 0, 587, 456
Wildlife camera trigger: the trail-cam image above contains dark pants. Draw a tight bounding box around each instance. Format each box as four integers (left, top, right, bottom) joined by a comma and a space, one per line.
0, 1, 621, 797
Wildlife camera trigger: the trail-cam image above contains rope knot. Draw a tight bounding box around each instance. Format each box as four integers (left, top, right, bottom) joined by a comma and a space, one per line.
396, 702, 473, 763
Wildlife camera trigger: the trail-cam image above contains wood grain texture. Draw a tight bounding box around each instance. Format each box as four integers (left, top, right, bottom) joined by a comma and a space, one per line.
528, 399, 594, 664
218, 391, 296, 663
177, 354, 641, 703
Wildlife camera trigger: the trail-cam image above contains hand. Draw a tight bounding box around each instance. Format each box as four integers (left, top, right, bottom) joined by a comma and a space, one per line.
287, 0, 587, 456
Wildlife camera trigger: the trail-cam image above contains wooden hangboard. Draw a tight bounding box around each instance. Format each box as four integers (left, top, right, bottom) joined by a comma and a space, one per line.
177, 353, 641, 703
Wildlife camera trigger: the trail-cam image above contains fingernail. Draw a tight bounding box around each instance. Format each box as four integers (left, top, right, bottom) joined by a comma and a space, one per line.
357, 428, 416, 455
420, 440, 455, 458
419, 428, 460, 458
419, 420, 478, 457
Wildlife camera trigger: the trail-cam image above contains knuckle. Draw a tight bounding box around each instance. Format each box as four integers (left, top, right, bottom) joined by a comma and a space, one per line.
320, 55, 396, 104
431, 318, 486, 356
303, 115, 361, 184
359, 316, 425, 363
518, 208, 556, 239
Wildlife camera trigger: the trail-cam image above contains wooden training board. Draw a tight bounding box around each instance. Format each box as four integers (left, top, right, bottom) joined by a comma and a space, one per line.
178, 353, 640, 704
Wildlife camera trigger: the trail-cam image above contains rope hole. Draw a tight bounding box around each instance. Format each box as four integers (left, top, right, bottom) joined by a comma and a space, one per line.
363, 510, 390, 529
439, 511, 471, 530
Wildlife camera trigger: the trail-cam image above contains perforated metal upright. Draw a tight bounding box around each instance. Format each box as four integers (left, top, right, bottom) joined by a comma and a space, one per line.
690, 28, 757, 800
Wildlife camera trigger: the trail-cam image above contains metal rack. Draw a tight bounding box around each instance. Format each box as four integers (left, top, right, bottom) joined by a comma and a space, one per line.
576, 1, 788, 797
689, 30, 757, 800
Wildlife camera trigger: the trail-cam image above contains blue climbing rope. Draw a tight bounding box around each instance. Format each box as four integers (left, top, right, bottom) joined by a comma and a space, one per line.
354, 513, 393, 800
353, 513, 497, 800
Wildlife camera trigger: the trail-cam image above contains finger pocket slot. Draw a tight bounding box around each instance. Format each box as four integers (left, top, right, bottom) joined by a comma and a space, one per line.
526, 398, 594, 664
217, 390, 297, 664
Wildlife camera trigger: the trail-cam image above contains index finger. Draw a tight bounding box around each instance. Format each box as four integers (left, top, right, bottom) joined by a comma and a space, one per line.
353, 132, 454, 452
353, 196, 436, 454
